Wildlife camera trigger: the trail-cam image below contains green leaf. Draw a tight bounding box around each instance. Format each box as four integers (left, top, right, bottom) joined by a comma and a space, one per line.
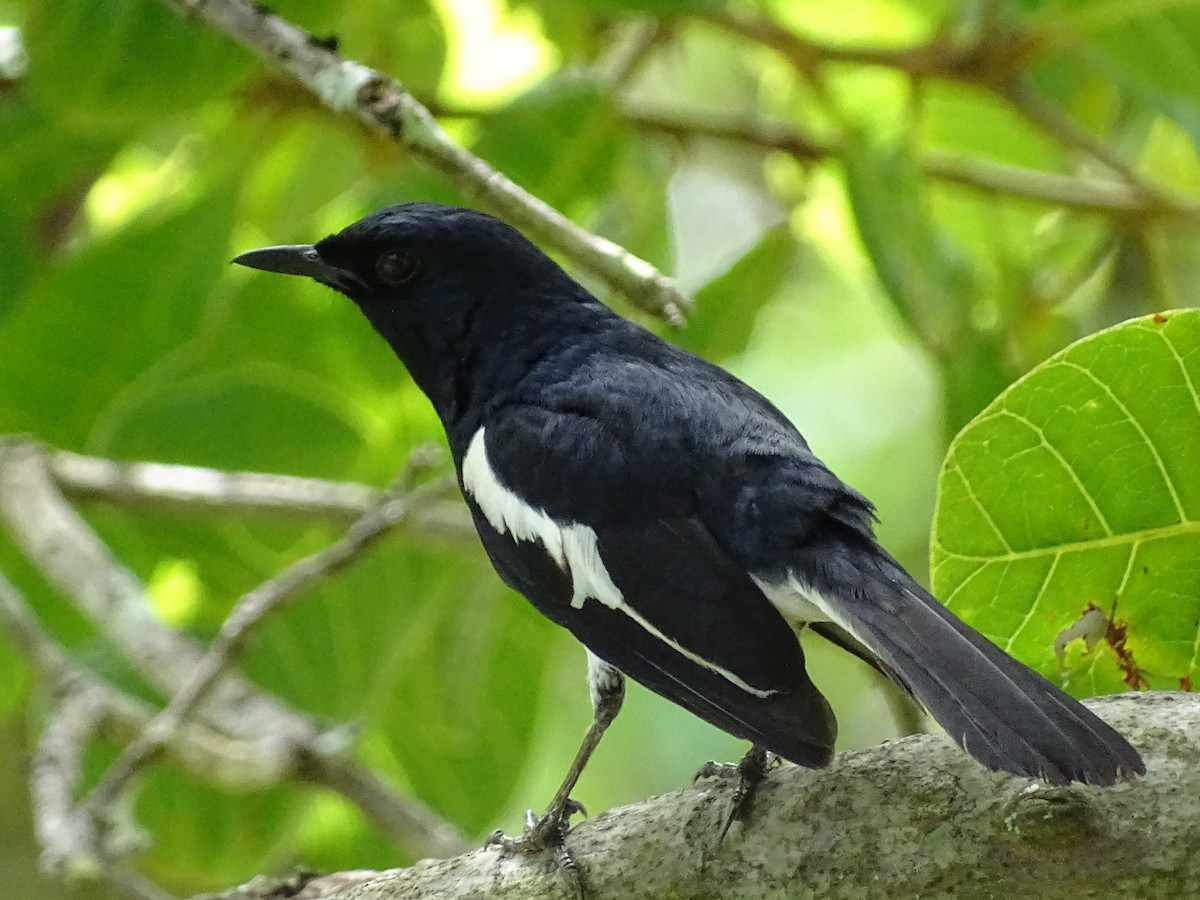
471, 77, 621, 213
24, 0, 251, 130
0, 187, 237, 447
676, 224, 796, 360
931, 310, 1200, 695
842, 138, 977, 353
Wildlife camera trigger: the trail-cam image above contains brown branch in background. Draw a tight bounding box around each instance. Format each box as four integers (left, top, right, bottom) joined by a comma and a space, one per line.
0, 438, 313, 743
51, 450, 381, 520
31, 683, 110, 876
696, 5, 1040, 83
594, 19, 674, 90
1, 569, 467, 866
1000, 77, 1146, 185
156, 0, 687, 324
621, 108, 1200, 222
419, 94, 1200, 223
696, 7, 1192, 215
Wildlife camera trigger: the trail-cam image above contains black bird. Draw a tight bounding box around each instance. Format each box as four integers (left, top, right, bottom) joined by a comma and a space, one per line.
233, 202, 1143, 855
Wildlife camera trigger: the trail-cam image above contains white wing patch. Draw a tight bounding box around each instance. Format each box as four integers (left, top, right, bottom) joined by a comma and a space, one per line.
462, 429, 621, 610
752, 572, 873, 652
463, 427, 779, 699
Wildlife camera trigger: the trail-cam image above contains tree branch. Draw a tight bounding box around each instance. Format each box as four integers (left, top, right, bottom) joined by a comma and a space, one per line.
0, 569, 467, 865
157, 0, 687, 323
47, 448, 476, 538
81, 462, 456, 830
621, 107, 1200, 222
192, 692, 1198, 900
0, 439, 469, 866
0, 438, 313, 742
698, 8, 1197, 220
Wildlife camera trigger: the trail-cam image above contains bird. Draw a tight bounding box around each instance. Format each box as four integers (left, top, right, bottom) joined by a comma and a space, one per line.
233, 201, 1144, 865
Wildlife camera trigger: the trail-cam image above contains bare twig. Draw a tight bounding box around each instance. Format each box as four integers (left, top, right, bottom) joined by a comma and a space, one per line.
31, 684, 109, 878
48, 449, 477, 539
1001, 77, 1145, 185
156, 0, 687, 323
0, 438, 313, 743
1, 567, 469, 873
623, 108, 1200, 222
0, 442, 469, 863
698, 8, 1198, 220
81, 468, 455, 838
51, 450, 381, 519
108, 867, 182, 900
697, 5, 1039, 83
594, 20, 672, 90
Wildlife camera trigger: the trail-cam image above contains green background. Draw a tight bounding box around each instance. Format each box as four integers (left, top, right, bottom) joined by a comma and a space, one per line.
1, 0, 1198, 895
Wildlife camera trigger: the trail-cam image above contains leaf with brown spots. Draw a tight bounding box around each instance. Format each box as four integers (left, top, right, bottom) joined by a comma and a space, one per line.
933, 310, 1200, 696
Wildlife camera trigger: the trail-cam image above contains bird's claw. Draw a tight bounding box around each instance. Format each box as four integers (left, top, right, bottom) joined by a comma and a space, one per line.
486, 798, 588, 898
694, 747, 774, 841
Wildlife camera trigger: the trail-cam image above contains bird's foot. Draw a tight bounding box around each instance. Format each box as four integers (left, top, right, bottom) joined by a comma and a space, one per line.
486, 798, 587, 898
694, 746, 775, 841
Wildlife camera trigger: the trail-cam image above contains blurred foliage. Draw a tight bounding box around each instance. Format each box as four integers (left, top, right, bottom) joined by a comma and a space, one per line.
1, 0, 1198, 895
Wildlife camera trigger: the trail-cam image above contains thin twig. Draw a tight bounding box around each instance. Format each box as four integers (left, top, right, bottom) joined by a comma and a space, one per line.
697, 6, 1038, 82
594, 19, 672, 90
31, 684, 108, 877
623, 107, 1200, 221
51, 450, 381, 519
156, 0, 687, 323
1001, 77, 1145, 185
1, 569, 467, 866
699, 8, 1194, 218
108, 866, 182, 900
82, 471, 455, 832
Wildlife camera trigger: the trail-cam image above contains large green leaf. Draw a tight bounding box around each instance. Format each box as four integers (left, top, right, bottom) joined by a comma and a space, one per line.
0, 188, 238, 447
932, 310, 1200, 695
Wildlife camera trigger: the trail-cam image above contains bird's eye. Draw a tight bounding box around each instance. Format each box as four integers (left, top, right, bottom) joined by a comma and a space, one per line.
376, 250, 420, 285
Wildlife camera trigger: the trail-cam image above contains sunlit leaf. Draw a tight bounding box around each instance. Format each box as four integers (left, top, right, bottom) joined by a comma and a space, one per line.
932, 310, 1200, 695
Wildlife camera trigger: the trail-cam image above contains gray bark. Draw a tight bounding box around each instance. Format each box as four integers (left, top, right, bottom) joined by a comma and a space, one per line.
194, 692, 1200, 900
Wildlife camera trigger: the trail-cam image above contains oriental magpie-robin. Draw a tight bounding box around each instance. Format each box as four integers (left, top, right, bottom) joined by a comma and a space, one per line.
234, 202, 1143, 858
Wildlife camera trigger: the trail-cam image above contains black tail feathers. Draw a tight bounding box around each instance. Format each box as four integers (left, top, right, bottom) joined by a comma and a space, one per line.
808, 548, 1144, 785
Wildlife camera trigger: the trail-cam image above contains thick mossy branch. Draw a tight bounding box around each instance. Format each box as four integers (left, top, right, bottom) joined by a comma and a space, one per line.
196, 692, 1199, 900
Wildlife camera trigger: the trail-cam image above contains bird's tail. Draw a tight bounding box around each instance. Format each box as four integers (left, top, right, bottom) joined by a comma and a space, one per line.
795, 545, 1144, 785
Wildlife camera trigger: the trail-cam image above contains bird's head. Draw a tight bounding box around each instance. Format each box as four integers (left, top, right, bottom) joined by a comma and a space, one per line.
233, 202, 601, 420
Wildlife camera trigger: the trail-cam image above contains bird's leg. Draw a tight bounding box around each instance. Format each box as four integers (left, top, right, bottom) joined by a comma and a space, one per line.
488, 653, 625, 892
694, 744, 774, 840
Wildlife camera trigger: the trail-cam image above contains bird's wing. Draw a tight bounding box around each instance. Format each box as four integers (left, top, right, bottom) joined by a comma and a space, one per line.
460, 396, 837, 766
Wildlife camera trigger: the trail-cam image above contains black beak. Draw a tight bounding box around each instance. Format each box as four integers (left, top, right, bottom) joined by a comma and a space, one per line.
232, 244, 361, 291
